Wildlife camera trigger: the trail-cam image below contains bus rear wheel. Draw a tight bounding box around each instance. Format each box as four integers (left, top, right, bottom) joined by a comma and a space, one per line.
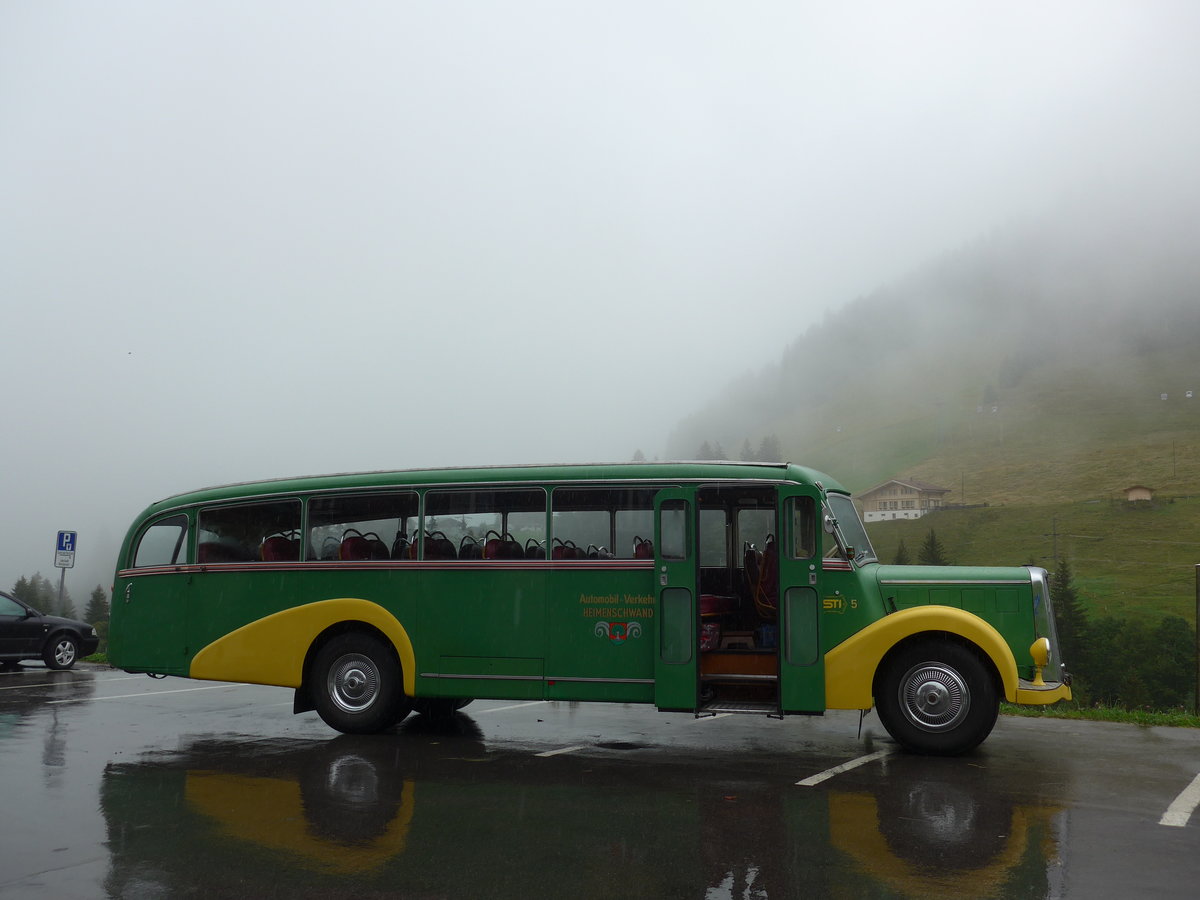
312, 633, 408, 734
875, 638, 998, 755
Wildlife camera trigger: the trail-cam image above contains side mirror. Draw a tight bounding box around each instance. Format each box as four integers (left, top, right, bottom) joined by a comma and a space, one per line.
823, 515, 837, 535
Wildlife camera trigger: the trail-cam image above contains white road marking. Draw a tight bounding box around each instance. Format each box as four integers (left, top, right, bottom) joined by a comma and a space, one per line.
48, 684, 245, 703
1159, 772, 1200, 827
535, 745, 587, 757
796, 750, 891, 786
0, 674, 145, 692
471, 700, 549, 714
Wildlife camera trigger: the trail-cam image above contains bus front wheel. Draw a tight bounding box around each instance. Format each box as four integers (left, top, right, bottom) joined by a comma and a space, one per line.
875, 638, 998, 755
312, 633, 409, 734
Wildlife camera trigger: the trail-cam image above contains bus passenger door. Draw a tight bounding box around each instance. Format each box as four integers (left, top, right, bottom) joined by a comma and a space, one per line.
776, 486, 825, 712
110, 513, 193, 676
112, 571, 192, 676
653, 487, 698, 712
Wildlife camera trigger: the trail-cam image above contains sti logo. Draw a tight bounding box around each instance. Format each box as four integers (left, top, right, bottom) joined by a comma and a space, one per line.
823, 596, 845, 613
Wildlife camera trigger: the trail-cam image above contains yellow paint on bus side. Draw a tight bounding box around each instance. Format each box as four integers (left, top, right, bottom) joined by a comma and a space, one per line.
823, 606, 1019, 709
189, 598, 416, 696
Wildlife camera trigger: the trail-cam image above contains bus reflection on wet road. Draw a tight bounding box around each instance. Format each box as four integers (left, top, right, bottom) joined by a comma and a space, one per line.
98, 716, 1065, 898
6, 666, 1200, 899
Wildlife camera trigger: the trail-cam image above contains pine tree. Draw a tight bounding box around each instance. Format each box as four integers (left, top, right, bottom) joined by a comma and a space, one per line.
84, 585, 110, 624
1147, 615, 1195, 709
711, 442, 727, 460
12, 575, 33, 604
1050, 557, 1088, 678
739, 439, 755, 461
29, 573, 56, 614
757, 434, 783, 462
893, 539, 912, 565
916, 529, 949, 566
697, 441, 714, 459
60, 588, 76, 619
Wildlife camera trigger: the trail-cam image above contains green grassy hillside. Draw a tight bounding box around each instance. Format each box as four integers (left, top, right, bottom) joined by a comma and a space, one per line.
820, 347, 1200, 623
868, 499, 1200, 622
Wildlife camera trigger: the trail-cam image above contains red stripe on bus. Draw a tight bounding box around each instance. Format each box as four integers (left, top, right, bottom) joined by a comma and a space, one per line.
118, 560, 654, 577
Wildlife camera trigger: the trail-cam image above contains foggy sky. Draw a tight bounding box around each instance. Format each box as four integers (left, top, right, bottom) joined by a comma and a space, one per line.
3, 1, 1199, 600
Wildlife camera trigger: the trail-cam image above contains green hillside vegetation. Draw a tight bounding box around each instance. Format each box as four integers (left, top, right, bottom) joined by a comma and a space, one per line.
868, 499, 1200, 622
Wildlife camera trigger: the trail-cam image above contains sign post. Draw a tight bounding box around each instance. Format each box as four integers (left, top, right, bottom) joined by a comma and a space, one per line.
54, 531, 77, 613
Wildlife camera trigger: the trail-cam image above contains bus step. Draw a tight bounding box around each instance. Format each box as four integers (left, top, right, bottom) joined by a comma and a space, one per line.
700, 700, 779, 716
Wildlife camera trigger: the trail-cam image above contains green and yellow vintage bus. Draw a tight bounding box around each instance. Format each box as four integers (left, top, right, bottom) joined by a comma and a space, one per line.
110, 462, 1070, 754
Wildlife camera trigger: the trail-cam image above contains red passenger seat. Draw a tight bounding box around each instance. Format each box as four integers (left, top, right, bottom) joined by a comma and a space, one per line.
552, 539, 584, 560
260, 533, 300, 561
339, 530, 389, 561
749, 536, 778, 620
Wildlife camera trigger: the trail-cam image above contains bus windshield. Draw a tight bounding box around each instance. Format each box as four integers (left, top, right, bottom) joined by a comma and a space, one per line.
826, 494, 877, 564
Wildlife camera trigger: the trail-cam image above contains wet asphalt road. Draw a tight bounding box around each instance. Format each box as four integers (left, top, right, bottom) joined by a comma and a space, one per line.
1, 663, 1198, 899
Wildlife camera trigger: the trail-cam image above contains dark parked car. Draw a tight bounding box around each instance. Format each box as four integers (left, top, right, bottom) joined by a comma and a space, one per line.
0, 589, 99, 670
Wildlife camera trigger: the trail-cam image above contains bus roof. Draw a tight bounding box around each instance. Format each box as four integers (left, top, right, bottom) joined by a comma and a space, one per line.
133, 461, 847, 517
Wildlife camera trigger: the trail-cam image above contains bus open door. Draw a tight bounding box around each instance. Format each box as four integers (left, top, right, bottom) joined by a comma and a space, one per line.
776, 486, 825, 712
653, 487, 699, 712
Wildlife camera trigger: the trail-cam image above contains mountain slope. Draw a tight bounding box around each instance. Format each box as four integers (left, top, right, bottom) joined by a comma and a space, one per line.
668, 194, 1200, 505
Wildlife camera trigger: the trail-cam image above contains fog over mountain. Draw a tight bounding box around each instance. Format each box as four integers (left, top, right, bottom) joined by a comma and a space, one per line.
668, 186, 1200, 493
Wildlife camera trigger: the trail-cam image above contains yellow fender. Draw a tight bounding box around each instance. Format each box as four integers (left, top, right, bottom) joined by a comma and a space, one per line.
190, 598, 417, 696
824, 606, 1018, 709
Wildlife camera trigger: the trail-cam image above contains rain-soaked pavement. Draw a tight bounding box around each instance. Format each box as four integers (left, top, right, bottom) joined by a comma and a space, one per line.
2, 663, 1198, 899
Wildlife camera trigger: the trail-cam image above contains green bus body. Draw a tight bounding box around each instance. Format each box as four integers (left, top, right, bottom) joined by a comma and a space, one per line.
111, 462, 1070, 754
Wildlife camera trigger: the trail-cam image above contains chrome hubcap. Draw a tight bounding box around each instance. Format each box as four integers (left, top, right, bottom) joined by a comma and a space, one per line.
327, 653, 380, 713
899, 662, 970, 731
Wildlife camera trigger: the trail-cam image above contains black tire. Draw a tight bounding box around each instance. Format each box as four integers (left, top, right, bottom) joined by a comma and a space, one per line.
312, 633, 406, 734
875, 638, 998, 755
44, 633, 79, 670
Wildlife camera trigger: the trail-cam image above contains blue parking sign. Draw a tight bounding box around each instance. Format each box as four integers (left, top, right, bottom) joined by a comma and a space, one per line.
55, 531, 77, 568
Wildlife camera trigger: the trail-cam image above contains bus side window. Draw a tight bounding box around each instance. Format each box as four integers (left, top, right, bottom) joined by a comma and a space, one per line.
424, 489, 547, 560
197, 500, 301, 564
552, 487, 657, 559
307, 492, 419, 562
737, 508, 774, 554
132, 515, 190, 567
787, 497, 816, 559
